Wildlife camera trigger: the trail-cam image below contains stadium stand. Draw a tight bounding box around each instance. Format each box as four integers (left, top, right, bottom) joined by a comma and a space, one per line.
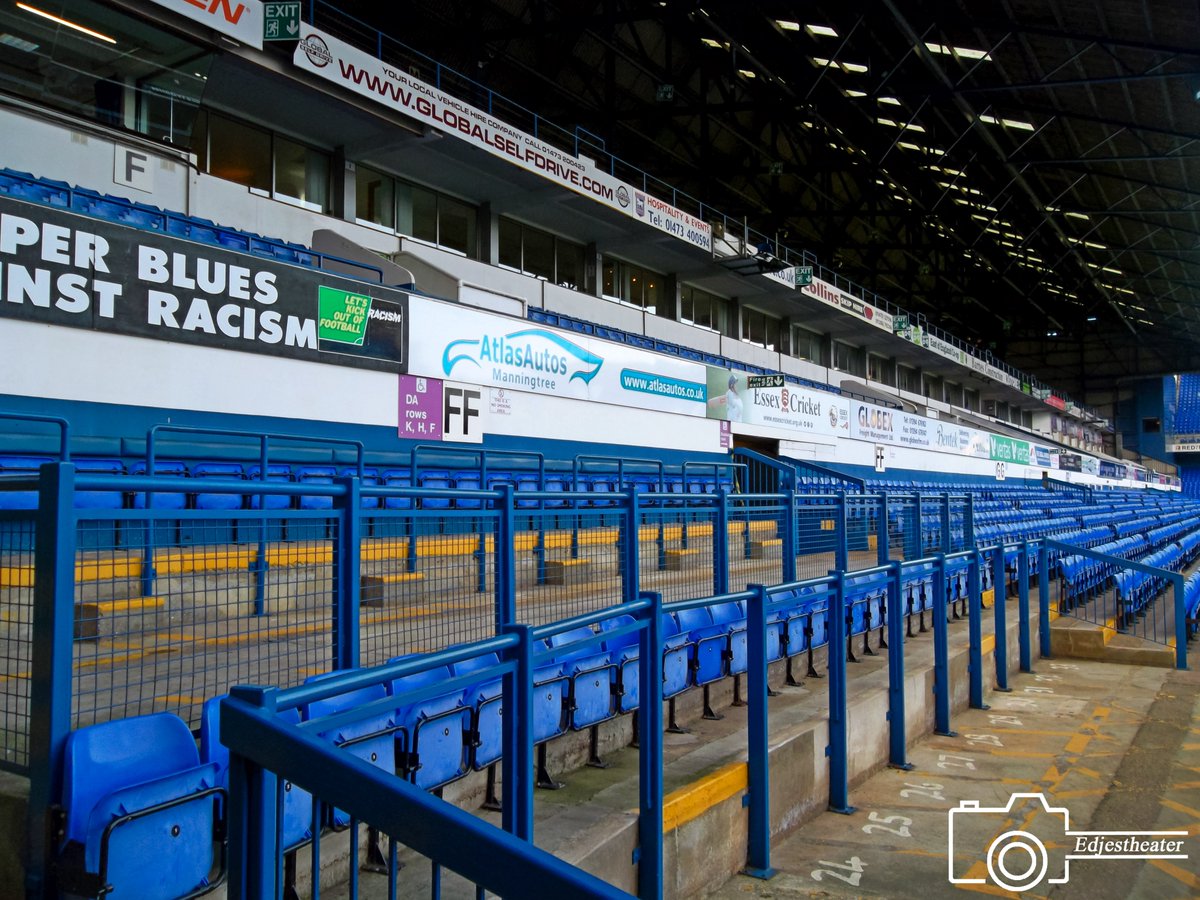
1, 3, 1198, 899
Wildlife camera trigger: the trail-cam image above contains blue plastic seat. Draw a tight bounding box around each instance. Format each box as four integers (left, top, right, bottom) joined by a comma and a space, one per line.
418, 469, 452, 509
130, 460, 188, 509
382, 468, 413, 509
57, 713, 223, 900
72, 458, 125, 510
548, 627, 615, 729
200, 695, 313, 850
453, 471, 483, 509
191, 462, 245, 511
387, 661, 470, 790
0, 455, 54, 508
303, 674, 397, 828
247, 464, 293, 510
296, 465, 337, 510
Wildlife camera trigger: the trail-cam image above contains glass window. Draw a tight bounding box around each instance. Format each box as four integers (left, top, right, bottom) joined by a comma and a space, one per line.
409, 184, 438, 244
556, 240, 584, 290
742, 308, 781, 351
498, 217, 522, 269
832, 341, 863, 375
438, 196, 476, 256
681, 285, 731, 334
602, 256, 665, 313
356, 166, 394, 228
792, 325, 823, 362
898, 365, 920, 394
522, 225, 555, 281
206, 114, 271, 193
274, 136, 329, 212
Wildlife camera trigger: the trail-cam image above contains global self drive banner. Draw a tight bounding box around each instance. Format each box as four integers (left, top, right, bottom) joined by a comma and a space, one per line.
406, 297, 707, 416
705, 368, 848, 439
293, 27, 711, 254
0, 197, 406, 371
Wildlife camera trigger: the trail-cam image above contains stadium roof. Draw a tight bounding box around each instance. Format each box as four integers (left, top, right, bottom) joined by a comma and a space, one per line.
343, 0, 1200, 398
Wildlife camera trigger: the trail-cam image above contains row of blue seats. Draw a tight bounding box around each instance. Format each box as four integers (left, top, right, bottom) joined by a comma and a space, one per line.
1175, 374, 1200, 434
0, 456, 732, 511
1113, 540, 1191, 624
0, 168, 316, 267
54, 560, 988, 897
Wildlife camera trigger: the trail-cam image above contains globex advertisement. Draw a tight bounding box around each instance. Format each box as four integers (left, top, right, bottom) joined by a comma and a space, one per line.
406, 298, 707, 416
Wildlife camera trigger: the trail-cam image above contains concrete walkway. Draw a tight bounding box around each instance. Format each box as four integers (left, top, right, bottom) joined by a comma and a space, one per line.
710, 659, 1200, 900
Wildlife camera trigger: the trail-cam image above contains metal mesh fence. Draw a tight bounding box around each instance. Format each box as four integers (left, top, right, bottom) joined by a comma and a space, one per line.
888, 495, 922, 561
0, 510, 33, 772
360, 506, 500, 662
949, 495, 972, 553
728, 495, 788, 589
71, 510, 336, 732
846, 495, 882, 572
512, 503, 626, 627
793, 495, 840, 581
637, 497, 718, 603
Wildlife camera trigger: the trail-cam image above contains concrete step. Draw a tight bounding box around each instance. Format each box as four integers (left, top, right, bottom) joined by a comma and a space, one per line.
1050, 614, 1176, 667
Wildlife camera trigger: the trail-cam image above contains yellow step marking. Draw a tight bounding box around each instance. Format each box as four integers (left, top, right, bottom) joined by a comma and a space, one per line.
951, 861, 1021, 897
366, 572, 426, 583
981, 635, 995, 654
263, 544, 332, 567
660, 762, 747, 833
1052, 788, 1107, 800
156, 694, 207, 706
1161, 797, 1200, 820
0, 565, 34, 588
548, 558, 589, 567
1149, 859, 1200, 891
85, 597, 165, 615
1064, 733, 1092, 754
157, 547, 255, 574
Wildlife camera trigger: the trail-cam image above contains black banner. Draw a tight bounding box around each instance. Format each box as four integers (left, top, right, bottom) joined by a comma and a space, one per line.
0, 196, 407, 371
1058, 453, 1082, 472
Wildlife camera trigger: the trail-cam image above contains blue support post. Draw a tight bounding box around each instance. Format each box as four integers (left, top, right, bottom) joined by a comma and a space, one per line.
912, 493, 923, 559
496, 484, 516, 629
714, 489, 730, 595
1171, 573, 1188, 670
501, 624, 535, 841
835, 492, 848, 573
885, 561, 913, 770
253, 442, 270, 609
781, 487, 797, 584
25, 462, 77, 900
1038, 542, 1052, 659
876, 492, 889, 566
992, 547, 1010, 691
333, 476, 361, 670
637, 592, 664, 900
623, 489, 642, 604
225, 686, 280, 900
827, 571, 855, 814
932, 554, 956, 736
1018, 542, 1032, 673
744, 585, 776, 878
967, 554, 987, 710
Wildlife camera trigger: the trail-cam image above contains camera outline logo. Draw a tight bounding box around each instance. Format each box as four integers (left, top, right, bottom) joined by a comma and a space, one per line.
948, 792, 1188, 892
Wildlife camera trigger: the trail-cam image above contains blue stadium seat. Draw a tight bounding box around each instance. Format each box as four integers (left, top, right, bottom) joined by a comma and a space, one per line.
200, 696, 313, 851
246, 464, 293, 510
72, 458, 125, 510
295, 465, 337, 510
387, 661, 470, 790
191, 462, 245, 511
418, 469, 453, 509
547, 627, 616, 730
130, 460, 188, 509
382, 468, 413, 509
57, 713, 223, 900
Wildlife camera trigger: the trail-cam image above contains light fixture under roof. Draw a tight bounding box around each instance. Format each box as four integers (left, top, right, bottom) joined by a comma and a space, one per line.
738, 68, 756, 78
776, 20, 800, 31
805, 23, 839, 38
16, 3, 116, 44
925, 42, 991, 61
979, 114, 1035, 131
0, 32, 38, 52
700, 37, 723, 48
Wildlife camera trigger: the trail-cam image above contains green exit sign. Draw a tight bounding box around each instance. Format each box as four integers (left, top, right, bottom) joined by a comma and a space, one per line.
795, 265, 813, 286
263, 2, 301, 41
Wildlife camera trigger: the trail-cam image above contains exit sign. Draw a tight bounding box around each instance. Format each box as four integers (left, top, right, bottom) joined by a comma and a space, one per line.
263, 2, 301, 41
795, 265, 813, 286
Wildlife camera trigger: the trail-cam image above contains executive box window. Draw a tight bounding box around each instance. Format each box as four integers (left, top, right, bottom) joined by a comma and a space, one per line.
400, 183, 477, 257
602, 257, 665, 313
832, 341, 864, 376
274, 136, 329, 212
792, 325, 826, 365
356, 165, 395, 229
898, 364, 920, 394
680, 285, 730, 334
498, 218, 585, 288
198, 113, 330, 213
741, 307, 781, 351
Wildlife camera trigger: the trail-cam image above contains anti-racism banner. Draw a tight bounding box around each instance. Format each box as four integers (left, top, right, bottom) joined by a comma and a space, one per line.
705, 367, 848, 439
406, 297, 707, 416
0, 196, 406, 370
293, 27, 711, 254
